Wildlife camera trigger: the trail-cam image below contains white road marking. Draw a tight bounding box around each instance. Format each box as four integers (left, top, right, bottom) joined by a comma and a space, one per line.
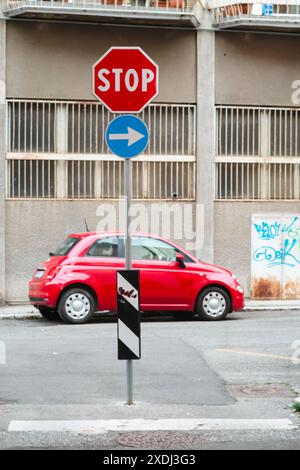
217, 348, 300, 364
8, 419, 297, 434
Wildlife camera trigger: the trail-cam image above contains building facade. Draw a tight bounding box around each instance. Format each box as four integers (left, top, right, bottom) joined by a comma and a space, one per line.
0, 1, 300, 303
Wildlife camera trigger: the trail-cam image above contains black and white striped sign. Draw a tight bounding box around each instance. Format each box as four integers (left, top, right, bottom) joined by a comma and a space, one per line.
117, 270, 141, 360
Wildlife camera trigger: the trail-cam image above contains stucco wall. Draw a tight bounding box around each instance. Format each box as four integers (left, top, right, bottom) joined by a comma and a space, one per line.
6, 21, 196, 103
215, 32, 300, 106
5, 200, 197, 302
214, 201, 300, 298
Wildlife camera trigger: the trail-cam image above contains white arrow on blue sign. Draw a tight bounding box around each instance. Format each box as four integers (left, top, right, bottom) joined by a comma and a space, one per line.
105, 114, 149, 159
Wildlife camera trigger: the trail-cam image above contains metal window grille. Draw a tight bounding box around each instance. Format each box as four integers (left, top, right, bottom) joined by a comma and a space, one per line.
6, 100, 196, 200
7, 159, 56, 198
215, 106, 300, 200
7, 100, 196, 156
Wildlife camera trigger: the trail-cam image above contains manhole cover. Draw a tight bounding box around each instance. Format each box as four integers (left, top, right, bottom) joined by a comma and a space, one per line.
227, 384, 295, 398
117, 431, 198, 449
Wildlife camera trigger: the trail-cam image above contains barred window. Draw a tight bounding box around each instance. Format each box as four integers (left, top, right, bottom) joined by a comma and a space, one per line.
215, 106, 300, 201
7, 160, 56, 198
6, 100, 196, 201
9, 101, 56, 153
216, 162, 300, 200
216, 107, 260, 157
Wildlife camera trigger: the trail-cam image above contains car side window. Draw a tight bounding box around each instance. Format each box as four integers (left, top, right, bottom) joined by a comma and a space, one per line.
132, 237, 177, 262
86, 237, 120, 258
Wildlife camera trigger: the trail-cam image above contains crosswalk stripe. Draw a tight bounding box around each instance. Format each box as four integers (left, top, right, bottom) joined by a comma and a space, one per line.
8, 419, 297, 433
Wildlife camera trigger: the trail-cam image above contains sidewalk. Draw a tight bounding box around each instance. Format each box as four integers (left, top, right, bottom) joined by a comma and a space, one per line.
245, 300, 300, 311
0, 305, 40, 319
0, 300, 299, 319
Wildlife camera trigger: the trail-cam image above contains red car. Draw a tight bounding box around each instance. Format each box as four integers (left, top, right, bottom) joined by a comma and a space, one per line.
29, 232, 244, 324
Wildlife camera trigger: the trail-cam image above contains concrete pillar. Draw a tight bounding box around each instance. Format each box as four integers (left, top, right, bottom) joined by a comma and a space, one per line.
0, 21, 6, 305
196, 11, 215, 262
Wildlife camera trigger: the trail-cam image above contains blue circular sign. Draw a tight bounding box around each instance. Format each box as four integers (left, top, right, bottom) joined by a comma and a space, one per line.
105, 115, 149, 159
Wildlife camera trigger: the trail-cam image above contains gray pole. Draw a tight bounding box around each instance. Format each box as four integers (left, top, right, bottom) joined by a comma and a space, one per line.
124, 158, 133, 405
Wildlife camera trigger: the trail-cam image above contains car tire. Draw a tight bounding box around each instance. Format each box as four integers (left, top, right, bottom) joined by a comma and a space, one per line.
58, 288, 95, 324
196, 287, 230, 321
173, 311, 195, 321
38, 306, 61, 321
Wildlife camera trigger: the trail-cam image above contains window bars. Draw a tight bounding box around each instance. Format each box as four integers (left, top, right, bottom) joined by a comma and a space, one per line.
215, 106, 300, 200
6, 100, 196, 200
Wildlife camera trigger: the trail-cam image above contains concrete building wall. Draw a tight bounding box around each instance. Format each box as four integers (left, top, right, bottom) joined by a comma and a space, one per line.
5, 200, 197, 302
214, 201, 300, 298
215, 32, 300, 106
6, 21, 196, 103
4, 20, 199, 302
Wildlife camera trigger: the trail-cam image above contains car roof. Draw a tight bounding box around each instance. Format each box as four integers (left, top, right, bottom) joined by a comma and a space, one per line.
68, 232, 165, 239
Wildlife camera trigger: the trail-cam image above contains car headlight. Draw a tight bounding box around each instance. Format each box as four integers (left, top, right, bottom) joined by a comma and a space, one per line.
237, 286, 244, 294
232, 274, 237, 280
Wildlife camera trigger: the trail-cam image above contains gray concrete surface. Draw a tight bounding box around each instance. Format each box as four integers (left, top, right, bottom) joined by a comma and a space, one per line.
6, 21, 196, 103
216, 32, 300, 106
0, 310, 300, 449
0, 20, 6, 306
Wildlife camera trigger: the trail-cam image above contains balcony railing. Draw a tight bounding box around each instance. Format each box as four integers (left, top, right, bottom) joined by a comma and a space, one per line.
211, 0, 300, 30
1, 0, 202, 28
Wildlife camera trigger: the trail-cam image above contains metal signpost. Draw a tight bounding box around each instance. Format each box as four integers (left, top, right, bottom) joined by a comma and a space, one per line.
93, 47, 159, 405
106, 115, 148, 404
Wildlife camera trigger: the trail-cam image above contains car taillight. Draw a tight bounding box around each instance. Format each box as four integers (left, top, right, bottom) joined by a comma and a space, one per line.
47, 266, 61, 279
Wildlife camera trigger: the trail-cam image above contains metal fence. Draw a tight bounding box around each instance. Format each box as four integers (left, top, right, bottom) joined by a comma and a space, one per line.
6, 100, 196, 200
215, 106, 300, 200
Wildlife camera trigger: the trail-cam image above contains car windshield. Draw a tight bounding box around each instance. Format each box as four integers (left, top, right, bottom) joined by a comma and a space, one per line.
52, 237, 80, 256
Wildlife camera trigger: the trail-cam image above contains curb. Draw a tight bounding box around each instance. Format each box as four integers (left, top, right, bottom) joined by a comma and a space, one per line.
0, 313, 41, 320
244, 306, 300, 312
0, 306, 300, 320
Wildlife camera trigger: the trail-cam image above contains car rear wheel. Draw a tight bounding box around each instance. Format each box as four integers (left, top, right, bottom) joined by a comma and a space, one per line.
58, 288, 95, 324
196, 287, 230, 321
38, 306, 60, 321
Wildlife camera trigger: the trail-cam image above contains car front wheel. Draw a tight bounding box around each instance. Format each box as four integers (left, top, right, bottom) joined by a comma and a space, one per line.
58, 288, 95, 324
196, 287, 230, 321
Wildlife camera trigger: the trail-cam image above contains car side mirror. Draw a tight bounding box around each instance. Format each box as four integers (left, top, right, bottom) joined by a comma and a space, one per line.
176, 253, 186, 269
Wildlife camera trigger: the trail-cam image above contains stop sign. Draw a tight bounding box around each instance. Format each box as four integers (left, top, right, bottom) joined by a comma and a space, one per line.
93, 47, 159, 113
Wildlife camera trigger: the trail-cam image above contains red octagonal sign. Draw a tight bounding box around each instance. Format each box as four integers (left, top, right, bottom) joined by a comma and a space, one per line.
93, 47, 159, 113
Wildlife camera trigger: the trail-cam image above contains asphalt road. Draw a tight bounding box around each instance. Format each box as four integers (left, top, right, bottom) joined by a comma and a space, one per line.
0, 310, 300, 450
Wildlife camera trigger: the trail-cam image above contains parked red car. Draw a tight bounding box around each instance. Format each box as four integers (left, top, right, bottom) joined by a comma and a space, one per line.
29, 232, 244, 324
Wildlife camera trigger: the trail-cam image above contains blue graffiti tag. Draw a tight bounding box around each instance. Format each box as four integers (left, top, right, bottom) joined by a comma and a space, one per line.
254, 221, 281, 240
282, 216, 299, 236
253, 238, 300, 268
254, 216, 300, 241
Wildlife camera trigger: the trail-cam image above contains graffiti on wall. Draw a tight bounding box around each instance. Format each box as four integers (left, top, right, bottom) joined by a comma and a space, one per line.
251, 215, 300, 300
